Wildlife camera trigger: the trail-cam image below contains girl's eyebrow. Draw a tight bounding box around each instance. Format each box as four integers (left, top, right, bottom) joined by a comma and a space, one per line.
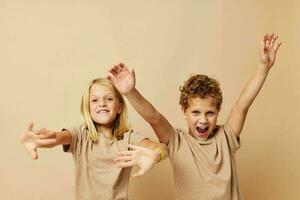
90, 93, 115, 98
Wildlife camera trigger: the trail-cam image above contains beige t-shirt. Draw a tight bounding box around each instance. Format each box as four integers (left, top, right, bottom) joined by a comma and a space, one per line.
63, 125, 147, 200
168, 123, 242, 200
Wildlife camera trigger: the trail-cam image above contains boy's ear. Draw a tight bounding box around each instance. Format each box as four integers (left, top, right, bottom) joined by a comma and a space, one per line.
181, 107, 187, 120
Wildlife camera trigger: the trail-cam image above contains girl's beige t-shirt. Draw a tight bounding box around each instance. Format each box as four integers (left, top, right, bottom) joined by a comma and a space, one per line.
168, 123, 242, 200
63, 125, 147, 200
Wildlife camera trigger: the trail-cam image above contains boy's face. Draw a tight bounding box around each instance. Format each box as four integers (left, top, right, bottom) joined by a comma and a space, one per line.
183, 96, 219, 141
89, 84, 123, 129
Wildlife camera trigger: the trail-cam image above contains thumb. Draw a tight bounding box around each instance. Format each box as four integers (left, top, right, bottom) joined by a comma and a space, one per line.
27, 122, 34, 131
31, 149, 38, 160
25, 145, 38, 160
130, 68, 135, 77
132, 169, 145, 178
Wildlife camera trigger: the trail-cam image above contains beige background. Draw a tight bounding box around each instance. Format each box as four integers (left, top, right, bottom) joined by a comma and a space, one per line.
1, 0, 299, 199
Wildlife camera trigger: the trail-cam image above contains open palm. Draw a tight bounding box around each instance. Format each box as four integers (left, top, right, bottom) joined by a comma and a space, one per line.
20, 123, 57, 159
260, 33, 281, 68
114, 144, 160, 177
106, 63, 135, 95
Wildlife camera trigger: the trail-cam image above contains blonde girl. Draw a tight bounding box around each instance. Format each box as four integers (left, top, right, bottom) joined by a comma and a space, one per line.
21, 77, 169, 200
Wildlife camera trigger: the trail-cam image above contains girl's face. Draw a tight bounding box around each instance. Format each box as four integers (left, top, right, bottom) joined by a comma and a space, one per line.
89, 84, 123, 130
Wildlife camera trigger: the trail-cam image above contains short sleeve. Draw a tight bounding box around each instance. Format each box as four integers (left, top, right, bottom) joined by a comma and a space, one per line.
62, 126, 82, 153
167, 129, 181, 158
224, 123, 241, 152
128, 130, 148, 146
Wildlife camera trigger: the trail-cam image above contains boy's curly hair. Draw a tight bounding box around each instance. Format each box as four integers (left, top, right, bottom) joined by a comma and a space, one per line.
179, 74, 223, 111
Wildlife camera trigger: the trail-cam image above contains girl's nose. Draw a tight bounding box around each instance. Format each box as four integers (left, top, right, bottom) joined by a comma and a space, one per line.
99, 100, 107, 107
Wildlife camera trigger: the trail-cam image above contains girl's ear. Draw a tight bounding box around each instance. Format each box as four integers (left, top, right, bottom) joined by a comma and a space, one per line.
118, 102, 124, 114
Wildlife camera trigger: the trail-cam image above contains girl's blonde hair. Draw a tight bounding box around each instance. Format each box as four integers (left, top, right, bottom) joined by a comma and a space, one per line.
80, 78, 131, 142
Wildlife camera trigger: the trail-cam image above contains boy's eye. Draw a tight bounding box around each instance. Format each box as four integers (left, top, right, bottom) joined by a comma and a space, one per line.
107, 97, 114, 101
207, 111, 215, 116
192, 111, 200, 115
91, 99, 98, 102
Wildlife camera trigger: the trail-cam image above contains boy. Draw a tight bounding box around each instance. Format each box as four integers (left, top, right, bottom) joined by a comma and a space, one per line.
109, 33, 281, 200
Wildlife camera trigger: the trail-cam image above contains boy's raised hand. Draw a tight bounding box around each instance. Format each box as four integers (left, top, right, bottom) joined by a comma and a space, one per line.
106, 63, 135, 95
20, 123, 57, 159
260, 33, 281, 69
114, 144, 161, 177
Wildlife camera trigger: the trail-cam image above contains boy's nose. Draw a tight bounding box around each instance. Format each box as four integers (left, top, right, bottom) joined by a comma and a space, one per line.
199, 116, 208, 124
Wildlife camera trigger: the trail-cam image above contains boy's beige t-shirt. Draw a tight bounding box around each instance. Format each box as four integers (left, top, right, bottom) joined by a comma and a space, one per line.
63, 125, 147, 200
168, 123, 242, 200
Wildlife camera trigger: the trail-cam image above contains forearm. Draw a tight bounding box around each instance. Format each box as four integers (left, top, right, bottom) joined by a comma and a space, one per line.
38, 130, 71, 148
125, 88, 161, 124
236, 64, 270, 110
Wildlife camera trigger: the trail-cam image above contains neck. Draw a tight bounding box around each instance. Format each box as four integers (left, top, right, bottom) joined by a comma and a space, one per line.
97, 125, 113, 138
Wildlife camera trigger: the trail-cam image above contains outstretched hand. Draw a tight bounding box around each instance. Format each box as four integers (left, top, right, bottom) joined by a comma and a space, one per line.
106, 63, 136, 95
114, 144, 160, 177
20, 123, 57, 160
260, 33, 281, 68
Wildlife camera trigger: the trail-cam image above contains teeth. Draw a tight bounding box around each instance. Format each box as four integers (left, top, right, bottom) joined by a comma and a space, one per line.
97, 110, 109, 113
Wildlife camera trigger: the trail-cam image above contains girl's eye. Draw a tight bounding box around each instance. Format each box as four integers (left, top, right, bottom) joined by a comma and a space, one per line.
107, 97, 114, 101
91, 99, 97, 102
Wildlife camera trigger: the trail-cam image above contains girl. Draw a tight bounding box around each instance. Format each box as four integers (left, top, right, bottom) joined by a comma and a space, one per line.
21, 77, 169, 200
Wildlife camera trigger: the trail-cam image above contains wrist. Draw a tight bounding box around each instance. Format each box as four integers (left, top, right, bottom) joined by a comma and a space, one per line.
124, 87, 138, 97
258, 63, 271, 74
153, 147, 166, 163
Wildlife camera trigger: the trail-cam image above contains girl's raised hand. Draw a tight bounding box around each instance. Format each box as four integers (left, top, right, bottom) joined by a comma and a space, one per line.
106, 63, 135, 95
114, 144, 161, 177
20, 123, 57, 159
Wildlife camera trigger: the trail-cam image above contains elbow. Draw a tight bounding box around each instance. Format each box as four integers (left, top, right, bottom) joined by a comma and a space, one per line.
235, 101, 250, 113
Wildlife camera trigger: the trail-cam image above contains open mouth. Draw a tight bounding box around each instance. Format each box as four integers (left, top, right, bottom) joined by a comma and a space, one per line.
196, 126, 209, 138
96, 109, 109, 114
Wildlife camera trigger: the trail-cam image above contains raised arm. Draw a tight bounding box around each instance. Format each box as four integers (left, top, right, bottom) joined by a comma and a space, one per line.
107, 63, 176, 144
226, 33, 281, 137
20, 123, 72, 159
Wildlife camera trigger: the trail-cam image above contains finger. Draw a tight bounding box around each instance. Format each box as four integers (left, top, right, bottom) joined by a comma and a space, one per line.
114, 155, 133, 162
132, 169, 145, 177
116, 160, 135, 168
121, 63, 129, 72
260, 36, 266, 50
27, 123, 34, 131
24, 144, 38, 160
270, 35, 278, 47
34, 128, 48, 135
267, 33, 274, 46
109, 68, 118, 76
274, 42, 282, 52
36, 138, 57, 147
106, 72, 115, 81
117, 150, 134, 156
118, 62, 125, 69
113, 65, 121, 73
30, 149, 38, 160
116, 64, 125, 73
35, 129, 55, 139
130, 68, 135, 77
126, 144, 141, 150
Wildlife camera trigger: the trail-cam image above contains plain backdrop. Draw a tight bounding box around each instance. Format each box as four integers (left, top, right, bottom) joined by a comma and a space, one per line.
1, 0, 299, 199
